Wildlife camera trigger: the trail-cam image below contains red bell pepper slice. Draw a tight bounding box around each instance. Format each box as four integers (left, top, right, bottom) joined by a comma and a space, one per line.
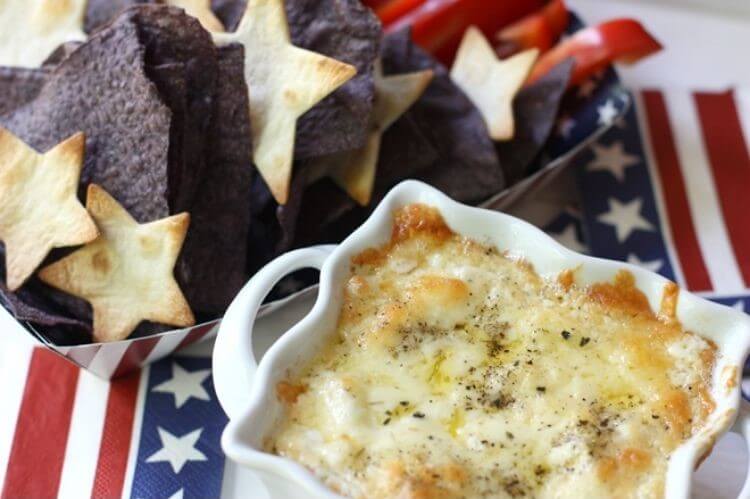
385, 0, 546, 65
496, 14, 556, 57
376, 0, 426, 26
361, 0, 391, 9
496, 0, 569, 54
542, 0, 569, 34
527, 18, 662, 86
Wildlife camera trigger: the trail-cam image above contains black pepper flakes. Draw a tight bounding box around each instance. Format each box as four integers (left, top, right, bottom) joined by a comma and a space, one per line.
561, 330, 571, 340
536, 386, 546, 393
506, 431, 514, 439
382, 417, 391, 425
580, 337, 591, 347
413, 412, 425, 419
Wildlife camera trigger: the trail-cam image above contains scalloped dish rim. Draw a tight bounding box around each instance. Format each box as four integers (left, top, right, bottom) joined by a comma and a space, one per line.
216, 180, 750, 499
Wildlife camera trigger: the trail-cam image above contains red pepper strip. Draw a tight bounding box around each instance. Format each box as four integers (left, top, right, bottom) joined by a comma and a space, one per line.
361, 0, 390, 9
528, 18, 663, 86
385, 0, 546, 65
377, 0, 426, 26
543, 0, 569, 34
497, 14, 557, 54
496, 0, 569, 54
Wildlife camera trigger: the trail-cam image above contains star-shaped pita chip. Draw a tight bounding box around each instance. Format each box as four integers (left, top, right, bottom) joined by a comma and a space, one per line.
0, 128, 98, 291
167, 0, 225, 32
313, 61, 433, 205
213, 0, 356, 205
38, 185, 195, 342
450, 26, 538, 141
0, 0, 87, 68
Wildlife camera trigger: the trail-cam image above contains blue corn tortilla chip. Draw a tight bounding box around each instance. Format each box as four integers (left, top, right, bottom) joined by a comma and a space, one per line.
280, 117, 439, 250
247, 175, 282, 275
109, 6, 243, 317
496, 59, 573, 184
287, 0, 380, 158
376, 114, 439, 189
279, 176, 360, 248
84, 0, 154, 33
0, 245, 91, 343
274, 28, 507, 253
0, 41, 84, 117
211, 0, 245, 30
0, 66, 49, 116
177, 44, 254, 316
0, 279, 89, 332
212, 0, 380, 158
378, 28, 506, 205
42, 41, 84, 66
125, 5, 219, 213
0, 13, 173, 223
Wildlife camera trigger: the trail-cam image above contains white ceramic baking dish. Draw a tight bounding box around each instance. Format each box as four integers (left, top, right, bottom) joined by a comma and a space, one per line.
213, 180, 750, 498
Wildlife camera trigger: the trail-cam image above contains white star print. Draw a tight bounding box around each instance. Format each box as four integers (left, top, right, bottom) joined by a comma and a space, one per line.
557, 116, 576, 138
153, 363, 211, 409
597, 197, 654, 242
168, 490, 184, 499
732, 300, 745, 313
578, 78, 597, 98
587, 142, 639, 182
627, 254, 663, 273
146, 427, 207, 474
597, 99, 618, 126
550, 224, 587, 254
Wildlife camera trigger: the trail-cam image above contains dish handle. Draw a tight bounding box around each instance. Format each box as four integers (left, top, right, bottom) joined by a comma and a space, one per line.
213, 245, 337, 420
730, 396, 750, 497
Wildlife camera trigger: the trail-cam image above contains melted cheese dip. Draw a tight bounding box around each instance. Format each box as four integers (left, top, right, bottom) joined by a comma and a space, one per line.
268, 204, 716, 498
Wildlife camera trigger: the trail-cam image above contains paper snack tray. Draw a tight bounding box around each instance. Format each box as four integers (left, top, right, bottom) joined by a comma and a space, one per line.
0, 14, 629, 379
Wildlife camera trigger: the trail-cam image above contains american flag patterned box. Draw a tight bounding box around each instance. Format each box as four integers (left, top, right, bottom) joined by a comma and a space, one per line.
10, 287, 321, 380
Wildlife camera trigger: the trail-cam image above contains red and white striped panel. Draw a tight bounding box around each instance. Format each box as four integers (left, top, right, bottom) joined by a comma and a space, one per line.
639, 88, 750, 297
0, 340, 216, 498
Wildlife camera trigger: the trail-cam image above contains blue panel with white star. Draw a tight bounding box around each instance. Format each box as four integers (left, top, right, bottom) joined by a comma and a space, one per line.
131, 357, 228, 499
544, 209, 589, 254
574, 97, 750, 382
576, 104, 677, 282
